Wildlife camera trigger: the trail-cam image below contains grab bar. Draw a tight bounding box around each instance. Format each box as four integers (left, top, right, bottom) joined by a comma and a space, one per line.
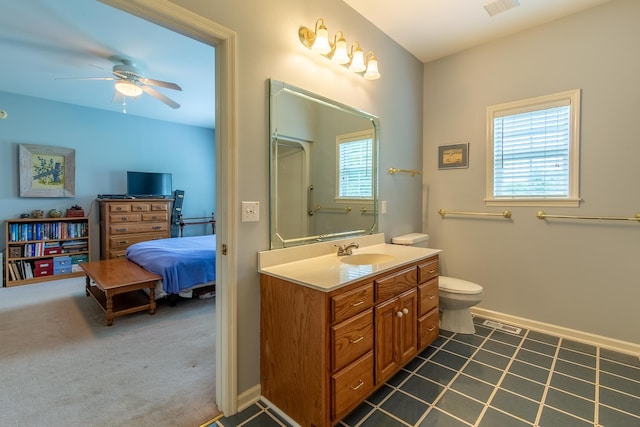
388, 167, 422, 176
438, 208, 512, 218
314, 204, 351, 213
536, 211, 640, 222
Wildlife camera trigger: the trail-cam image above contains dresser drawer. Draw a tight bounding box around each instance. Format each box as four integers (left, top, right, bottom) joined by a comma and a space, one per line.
109, 232, 168, 249
110, 222, 168, 235
142, 212, 168, 222
108, 204, 131, 213
375, 266, 417, 302
110, 213, 141, 223
418, 257, 439, 283
330, 282, 374, 324
418, 278, 439, 316
130, 203, 151, 212
331, 351, 374, 420
331, 309, 374, 372
418, 308, 439, 350
150, 203, 170, 211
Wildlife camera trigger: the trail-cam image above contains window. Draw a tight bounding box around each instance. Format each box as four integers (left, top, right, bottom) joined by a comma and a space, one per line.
486, 89, 581, 207
337, 130, 374, 200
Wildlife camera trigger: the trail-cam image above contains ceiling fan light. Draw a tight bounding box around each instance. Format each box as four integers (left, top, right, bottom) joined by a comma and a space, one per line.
115, 80, 143, 97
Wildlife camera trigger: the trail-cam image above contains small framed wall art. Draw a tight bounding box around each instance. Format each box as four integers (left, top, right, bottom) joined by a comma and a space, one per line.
19, 144, 76, 197
438, 142, 469, 170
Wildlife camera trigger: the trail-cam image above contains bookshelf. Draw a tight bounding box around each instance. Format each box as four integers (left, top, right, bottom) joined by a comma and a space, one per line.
4, 216, 90, 287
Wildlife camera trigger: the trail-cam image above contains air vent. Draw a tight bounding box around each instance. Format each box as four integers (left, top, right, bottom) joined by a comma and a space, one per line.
482, 319, 522, 335
484, 0, 520, 17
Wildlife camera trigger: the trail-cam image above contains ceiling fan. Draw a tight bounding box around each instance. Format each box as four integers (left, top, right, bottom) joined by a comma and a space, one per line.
59, 59, 182, 109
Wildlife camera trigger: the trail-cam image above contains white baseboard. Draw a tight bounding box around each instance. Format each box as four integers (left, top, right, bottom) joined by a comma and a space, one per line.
237, 384, 261, 412
471, 307, 640, 356
260, 396, 301, 427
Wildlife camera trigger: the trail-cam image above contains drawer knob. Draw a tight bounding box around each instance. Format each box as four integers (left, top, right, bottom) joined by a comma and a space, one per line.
429, 295, 436, 300
350, 380, 365, 391
429, 269, 437, 274
350, 300, 364, 307
152, 226, 162, 230
116, 241, 128, 245
402, 308, 409, 315
121, 216, 128, 221
396, 311, 403, 318
116, 228, 127, 232
349, 336, 364, 344
428, 326, 436, 332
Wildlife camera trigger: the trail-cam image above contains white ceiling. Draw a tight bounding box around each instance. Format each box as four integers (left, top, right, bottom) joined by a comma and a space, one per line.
0, 1, 612, 129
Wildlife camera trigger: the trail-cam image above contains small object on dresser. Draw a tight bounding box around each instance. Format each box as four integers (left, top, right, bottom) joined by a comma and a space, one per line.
20, 213, 30, 218
66, 205, 85, 217
32, 210, 44, 218
48, 209, 62, 218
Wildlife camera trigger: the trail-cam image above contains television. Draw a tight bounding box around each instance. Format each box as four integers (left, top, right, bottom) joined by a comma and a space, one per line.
127, 171, 173, 198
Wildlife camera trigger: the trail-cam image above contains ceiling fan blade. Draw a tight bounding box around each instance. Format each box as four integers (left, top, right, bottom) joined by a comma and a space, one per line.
55, 76, 116, 81
141, 85, 181, 109
140, 77, 182, 91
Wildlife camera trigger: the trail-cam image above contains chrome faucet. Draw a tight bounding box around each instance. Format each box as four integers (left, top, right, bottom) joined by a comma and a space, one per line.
336, 242, 359, 256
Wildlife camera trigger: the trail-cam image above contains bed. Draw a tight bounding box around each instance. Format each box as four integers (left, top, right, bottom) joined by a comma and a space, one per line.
125, 234, 216, 299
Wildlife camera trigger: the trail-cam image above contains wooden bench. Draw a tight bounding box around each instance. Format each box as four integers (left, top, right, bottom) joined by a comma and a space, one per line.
80, 258, 161, 326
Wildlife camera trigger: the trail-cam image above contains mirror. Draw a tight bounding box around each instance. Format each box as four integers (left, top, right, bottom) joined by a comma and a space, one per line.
270, 80, 379, 248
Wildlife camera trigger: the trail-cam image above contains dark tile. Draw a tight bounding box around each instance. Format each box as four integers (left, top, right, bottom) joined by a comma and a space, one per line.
482, 339, 517, 357
430, 335, 448, 348
599, 404, 640, 427
419, 345, 437, 359
243, 412, 283, 427
365, 384, 393, 405
544, 388, 594, 422
341, 401, 375, 426
599, 387, 640, 417
553, 359, 596, 383
500, 373, 545, 401
452, 333, 485, 347
418, 408, 469, 427
600, 372, 640, 397
387, 368, 410, 387
600, 348, 640, 368
380, 390, 429, 425
527, 330, 560, 346
600, 359, 640, 379
521, 338, 557, 357
561, 339, 596, 356
416, 361, 457, 386
443, 340, 477, 358
400, 374, 445, 403
462, 360, 503, 385
430, 349, 467, 371
489, 330, 525, 346
515, 348, 554, 369
266, 408, 293, 427
359, 409, 407, 427
508, 360, 550, 384
538, 406, 592, 427
472, 349, 511, 370
549, 372, 595, 400
478, 407, 533, 426
440, 329, 454, 338
435, 390, 484, 425
474, 325, 493, 337
449, 374, 495, 403
558, 348, 596, 368
404, 356, 425, 372
218, 404, 261, 427
489, 389, 539, 423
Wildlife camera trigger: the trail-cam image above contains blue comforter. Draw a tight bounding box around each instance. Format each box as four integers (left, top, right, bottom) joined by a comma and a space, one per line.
126, 234, 216, 294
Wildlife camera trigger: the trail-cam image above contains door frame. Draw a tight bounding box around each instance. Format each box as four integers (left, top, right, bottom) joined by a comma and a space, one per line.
100, 0, 238, 416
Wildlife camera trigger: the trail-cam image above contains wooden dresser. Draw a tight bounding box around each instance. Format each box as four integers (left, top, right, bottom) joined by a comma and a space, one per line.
98, 198, 172, 260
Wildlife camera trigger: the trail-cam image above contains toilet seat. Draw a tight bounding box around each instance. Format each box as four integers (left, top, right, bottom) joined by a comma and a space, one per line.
439, 276, 483, 295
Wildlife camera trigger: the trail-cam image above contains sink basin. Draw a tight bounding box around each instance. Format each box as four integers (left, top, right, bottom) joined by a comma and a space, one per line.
340, 253, 396, 265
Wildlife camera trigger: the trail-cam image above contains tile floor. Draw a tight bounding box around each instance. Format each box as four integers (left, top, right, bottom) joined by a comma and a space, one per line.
212, 317, 640, 427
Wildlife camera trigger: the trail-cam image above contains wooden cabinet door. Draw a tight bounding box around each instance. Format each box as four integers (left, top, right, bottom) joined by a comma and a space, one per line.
397, 289, 418, 366
374, 297, 397, 384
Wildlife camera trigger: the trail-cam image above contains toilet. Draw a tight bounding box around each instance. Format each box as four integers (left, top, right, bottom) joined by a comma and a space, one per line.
391, 233, 484, 334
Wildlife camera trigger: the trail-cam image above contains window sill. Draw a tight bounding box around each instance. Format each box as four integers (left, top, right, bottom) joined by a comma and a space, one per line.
485, 198, 581, 208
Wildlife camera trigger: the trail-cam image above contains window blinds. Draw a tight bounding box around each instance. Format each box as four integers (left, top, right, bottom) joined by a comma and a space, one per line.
338, 138, 373, 199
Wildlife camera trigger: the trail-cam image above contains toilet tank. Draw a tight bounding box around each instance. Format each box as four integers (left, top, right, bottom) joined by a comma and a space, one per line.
391, 233, 429, 248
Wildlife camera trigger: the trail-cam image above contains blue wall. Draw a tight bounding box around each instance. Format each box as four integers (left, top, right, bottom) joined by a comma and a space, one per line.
0, 91, 215, 259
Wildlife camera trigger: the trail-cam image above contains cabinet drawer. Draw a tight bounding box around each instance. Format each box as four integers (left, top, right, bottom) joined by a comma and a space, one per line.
142, 212, 168, 222
110, 213, 141, 223
130, 203, 151, 212
110, 222, 168, 235
331, 309, 374, 372
109, 232, 168, 249
331, 352, 374, 420
108, 204, 131, 213
418, 308, 439, 350
331, 282, 374, 324
418, 278, 439, 316
375, 267, 417, 302
150, 203, 169, 211
418, 257, 439, 283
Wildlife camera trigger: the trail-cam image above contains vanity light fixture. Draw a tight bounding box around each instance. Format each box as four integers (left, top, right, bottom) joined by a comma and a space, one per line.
114, 80, 143, 97
299, 18, 381, 80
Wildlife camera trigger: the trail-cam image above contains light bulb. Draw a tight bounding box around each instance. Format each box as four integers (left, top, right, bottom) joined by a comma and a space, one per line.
349, 43, 366, 72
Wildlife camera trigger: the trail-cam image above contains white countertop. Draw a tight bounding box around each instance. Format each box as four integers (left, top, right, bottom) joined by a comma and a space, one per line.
258, 233, 442, 292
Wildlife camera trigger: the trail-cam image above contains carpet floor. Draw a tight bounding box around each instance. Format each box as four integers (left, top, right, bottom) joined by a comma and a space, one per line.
0, 276, 219, 427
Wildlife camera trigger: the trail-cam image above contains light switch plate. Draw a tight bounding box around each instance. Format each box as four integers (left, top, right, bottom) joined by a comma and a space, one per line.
242, 201, 260, 222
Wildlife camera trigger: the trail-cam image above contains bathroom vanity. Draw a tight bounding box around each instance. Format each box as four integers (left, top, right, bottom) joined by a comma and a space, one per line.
259, 234, 442, 427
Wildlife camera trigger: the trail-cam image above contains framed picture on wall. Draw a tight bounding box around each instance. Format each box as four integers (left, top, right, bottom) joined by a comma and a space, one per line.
438, 142, 469, 170
19, 144, 75, 197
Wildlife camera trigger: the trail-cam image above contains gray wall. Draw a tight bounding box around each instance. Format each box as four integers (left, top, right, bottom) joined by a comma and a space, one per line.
172, 0, 425, 394
423, 0, 639, 344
